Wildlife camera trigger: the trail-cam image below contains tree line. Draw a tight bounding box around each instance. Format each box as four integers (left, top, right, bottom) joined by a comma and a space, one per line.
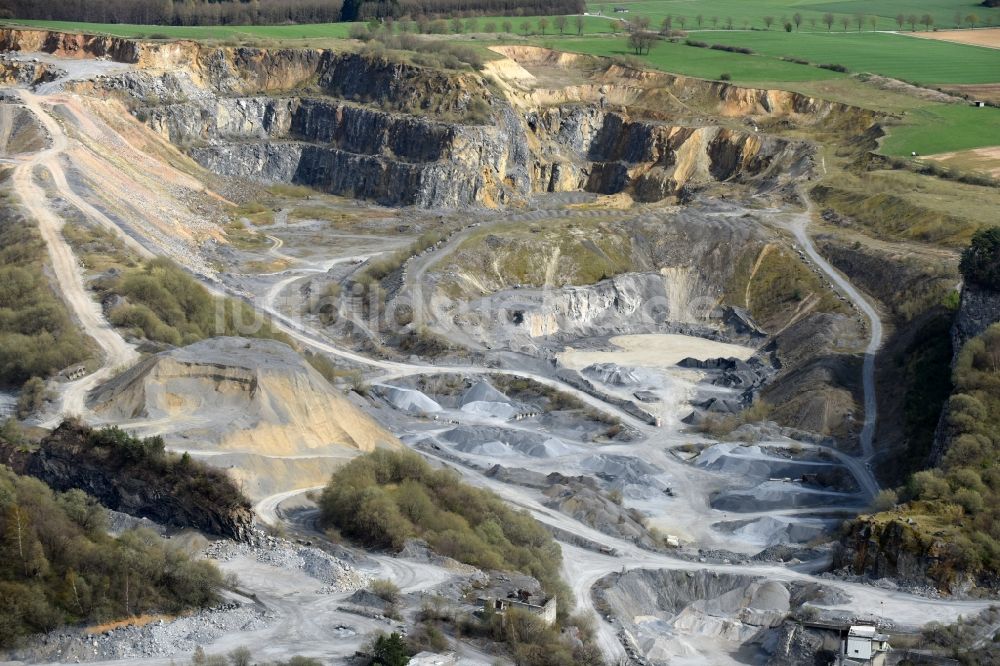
344, 0, 582, 22
614, 10, 997, 36
0, 0, 583, 26
1, 0, 342, 25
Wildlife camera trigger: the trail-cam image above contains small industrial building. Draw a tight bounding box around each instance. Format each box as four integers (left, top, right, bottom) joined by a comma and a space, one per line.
800, 621, 892, 665
477, 591, 558, 626
838, 625, 891, 665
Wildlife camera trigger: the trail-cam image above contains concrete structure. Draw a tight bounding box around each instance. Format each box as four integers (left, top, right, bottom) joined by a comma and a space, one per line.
478, 593, 558, 626
840, 625, 891, 665
408, 652, 457, 666
60, 364, 87, 381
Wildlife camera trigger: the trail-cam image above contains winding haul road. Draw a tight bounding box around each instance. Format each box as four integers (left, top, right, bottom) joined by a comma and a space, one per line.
11, 91, 140, 426
786, 197, 884, 465
9, 65, 981, 666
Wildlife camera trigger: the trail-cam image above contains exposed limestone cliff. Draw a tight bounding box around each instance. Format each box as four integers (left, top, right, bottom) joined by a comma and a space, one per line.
833, 516, 990, 593
0, 55, 63, 88
952, 283, 1000, 353
0, 30, 877, 209
89, 336, 399, 456
491, 45, 876, 130
0, 31, 864, 208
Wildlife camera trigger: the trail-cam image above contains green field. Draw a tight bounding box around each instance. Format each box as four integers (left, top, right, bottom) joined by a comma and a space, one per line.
547, 35, 846, 82
548, 33, 1000, 158
0, 19, 358, 42
700, 31, 1000, 84
586, 0, 1000, 31
881, 103, 1000, 156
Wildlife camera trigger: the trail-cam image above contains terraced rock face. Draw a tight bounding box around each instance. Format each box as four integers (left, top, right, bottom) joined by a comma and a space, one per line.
537, 107, 811, 201
99, 49, 525, 208
2, 33, 860, 208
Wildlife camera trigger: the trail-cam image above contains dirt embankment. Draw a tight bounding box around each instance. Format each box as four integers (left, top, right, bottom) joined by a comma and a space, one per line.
0, 28, 141, 62
90, 336, 400, 456
490, 44, 878, 130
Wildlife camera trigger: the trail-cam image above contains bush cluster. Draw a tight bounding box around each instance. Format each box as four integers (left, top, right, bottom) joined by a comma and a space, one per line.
710, 43, 753, 55
0, 195, 90, 386
0, 466, 222, 646
99, 258, 289, 347
470, 606, 603, 666
318, 450, 566, 602
891, 322, 1000, 577
959, 226, 1000, 289
683, 40, 752, 55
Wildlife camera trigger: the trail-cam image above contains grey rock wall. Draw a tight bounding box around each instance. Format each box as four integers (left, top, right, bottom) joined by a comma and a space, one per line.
952, 284, 1000, 353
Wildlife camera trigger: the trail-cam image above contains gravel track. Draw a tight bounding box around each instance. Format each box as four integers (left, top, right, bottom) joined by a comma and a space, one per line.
11, 91, 139, 426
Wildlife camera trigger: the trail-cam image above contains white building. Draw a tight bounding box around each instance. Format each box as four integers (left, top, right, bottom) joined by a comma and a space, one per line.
840, 625, 891, 665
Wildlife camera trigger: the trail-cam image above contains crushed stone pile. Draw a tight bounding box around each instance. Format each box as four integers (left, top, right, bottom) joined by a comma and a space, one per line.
582, 362, 649, 386
458, 380, 521, 419
374, 384, 443, 413
440, 425, 577, 459
204, 531, 369, 591
24, 603, 270, 663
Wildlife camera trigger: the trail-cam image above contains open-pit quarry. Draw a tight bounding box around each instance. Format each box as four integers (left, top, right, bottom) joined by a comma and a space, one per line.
0, 28, 994, 666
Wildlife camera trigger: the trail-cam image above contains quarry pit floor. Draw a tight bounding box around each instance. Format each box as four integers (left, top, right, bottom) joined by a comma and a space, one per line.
1, 50, 993, 666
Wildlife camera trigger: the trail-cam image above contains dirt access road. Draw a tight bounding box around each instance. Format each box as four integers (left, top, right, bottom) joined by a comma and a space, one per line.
784, 193, 884, 469
11, 91, 140, 425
